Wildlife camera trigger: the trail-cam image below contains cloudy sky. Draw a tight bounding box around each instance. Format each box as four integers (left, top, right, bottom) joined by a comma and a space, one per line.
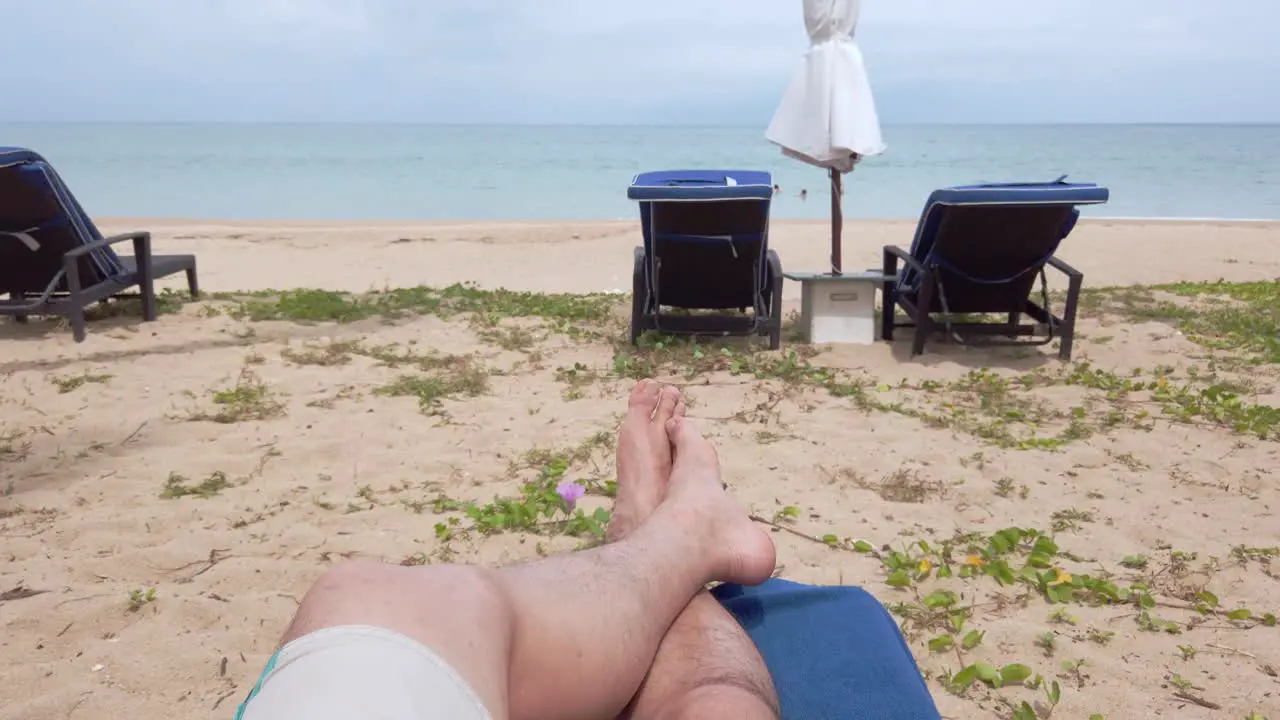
1, 0, 1275, 124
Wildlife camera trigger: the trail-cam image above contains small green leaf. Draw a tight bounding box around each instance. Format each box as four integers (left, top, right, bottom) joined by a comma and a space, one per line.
962, 630, 985, 650
1033, 536, 1059, 556
1262, 613, 1276, 627
1139, 593, 1156, 609
885, 569, 913, 587
1195, 590, 1219, 608
923, 591, 958, 609
950, 665, 978, 691
1227, 608, 1253, 621
999, 663, 1033, 685
822, 534, 840, 546
927, 634, 954, 653
1026, 552, 1053, 569
853, 540, 874, 553
1047, 679, 1062, 704
1012, 703, 1037, 720
973, 661, 1001, 685
1049, 584, 1076, 604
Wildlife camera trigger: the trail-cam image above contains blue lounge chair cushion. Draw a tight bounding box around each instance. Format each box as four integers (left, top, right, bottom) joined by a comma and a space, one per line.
628, 170, 775, 202
715, 579, 941, 720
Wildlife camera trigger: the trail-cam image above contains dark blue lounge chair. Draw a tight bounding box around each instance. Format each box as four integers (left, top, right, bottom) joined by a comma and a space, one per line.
627, 170, 784, 349
0, 147, 198, 341
881, 179, 1110, 360
715, 579, 942, 719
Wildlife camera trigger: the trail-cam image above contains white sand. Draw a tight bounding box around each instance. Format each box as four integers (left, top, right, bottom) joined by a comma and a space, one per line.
1, 218, 1278, 719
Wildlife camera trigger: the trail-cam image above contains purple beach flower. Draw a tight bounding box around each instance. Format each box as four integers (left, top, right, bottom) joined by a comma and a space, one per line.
556, 481, 586, 512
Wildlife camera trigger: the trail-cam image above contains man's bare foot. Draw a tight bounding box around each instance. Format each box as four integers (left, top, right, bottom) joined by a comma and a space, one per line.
608, 380, 686, 542
662, 415, 776, 586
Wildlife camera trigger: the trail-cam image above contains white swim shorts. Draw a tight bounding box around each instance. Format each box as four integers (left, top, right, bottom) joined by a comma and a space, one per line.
235, 625, 492, 720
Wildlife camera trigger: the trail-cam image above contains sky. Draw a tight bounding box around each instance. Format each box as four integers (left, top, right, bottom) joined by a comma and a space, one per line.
0, 0, 1276, 125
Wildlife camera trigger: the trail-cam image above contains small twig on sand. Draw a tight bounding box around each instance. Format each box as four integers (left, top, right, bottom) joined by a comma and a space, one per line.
66, 692, 90, 719
55, 594, 109, 608
0, 585, 48, 602
157, 548, 231, 582
1205, 643, 1256, 659
57, 621, 73, 637
211, 687, 239, 710
120, 421, 148, 446
1172, 690, 1221, 710
749, 514, 831, 546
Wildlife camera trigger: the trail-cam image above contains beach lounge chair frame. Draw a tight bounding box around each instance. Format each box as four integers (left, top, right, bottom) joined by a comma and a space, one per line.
879, 181, 1109, 361
0, 148, 199, 342
628, 170, 784, 350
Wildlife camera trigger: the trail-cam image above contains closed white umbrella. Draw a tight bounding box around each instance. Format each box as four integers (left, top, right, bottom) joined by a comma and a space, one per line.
767, 0, 885, 274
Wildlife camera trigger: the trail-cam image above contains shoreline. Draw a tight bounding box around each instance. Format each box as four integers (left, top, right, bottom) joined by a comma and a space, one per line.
97, 216, 1280, 229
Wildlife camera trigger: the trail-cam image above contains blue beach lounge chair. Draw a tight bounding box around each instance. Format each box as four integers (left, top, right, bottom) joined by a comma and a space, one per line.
715, 579, 942, 719
627, 170, 784, 349
880, 179, 1109, 361
0, 147, 198, 342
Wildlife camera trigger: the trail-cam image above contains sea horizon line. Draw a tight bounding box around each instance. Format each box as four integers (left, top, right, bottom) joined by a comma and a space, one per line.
3, 120, 1278, 129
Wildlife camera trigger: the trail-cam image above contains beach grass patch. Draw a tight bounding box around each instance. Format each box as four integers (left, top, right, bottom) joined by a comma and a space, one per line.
472, 320, 542, 352
1154, 280, 1280, 364
48, 371, 113, 394
224, 283, 623, 338
281, 340, 360, 366
126, 587, 157, 612
189, 368, 285, 423
554, 362, 610, 400
374, 354, 490, 415
160, 470, 232, 499
406, 432, 618, 560
854, 468, 950, 504
1080, 280, 1280, 364
0, 428, 30, 464
84, 289, 191, 322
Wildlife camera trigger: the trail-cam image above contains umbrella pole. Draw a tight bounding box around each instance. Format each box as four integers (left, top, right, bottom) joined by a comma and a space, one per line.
830, 168, 843, 275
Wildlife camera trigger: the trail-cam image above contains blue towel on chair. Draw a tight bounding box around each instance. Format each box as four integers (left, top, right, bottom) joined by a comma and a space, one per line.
714, 579, 941, 720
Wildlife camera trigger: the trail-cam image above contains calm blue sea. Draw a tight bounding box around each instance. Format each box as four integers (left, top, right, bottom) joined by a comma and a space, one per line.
2, 123, 1278, 221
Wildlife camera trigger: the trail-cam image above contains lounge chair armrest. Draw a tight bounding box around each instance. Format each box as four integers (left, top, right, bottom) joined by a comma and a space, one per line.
883, 245, 927, 275
66, 230, 152, 259
1046, 255, 1081, 279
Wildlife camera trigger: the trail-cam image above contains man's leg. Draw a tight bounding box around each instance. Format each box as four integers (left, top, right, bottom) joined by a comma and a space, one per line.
607, 391, 780, 720
242, 380, 775, 720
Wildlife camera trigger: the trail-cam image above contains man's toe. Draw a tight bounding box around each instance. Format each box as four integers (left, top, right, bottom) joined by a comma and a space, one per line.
628, 379, 661, 413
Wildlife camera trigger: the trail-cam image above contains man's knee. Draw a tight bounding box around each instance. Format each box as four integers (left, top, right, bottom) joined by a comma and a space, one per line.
284, 560, 516, 718
286, 560, 515, 647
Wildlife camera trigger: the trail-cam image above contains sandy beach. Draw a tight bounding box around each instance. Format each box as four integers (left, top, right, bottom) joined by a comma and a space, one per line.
2, 217, 1279, 719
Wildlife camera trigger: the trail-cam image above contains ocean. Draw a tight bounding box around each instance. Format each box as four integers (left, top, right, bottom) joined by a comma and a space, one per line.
2, 123, 1278, 222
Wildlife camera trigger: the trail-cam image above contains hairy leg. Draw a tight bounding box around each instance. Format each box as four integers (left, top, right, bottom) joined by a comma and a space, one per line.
624, 591, 779, 719
251, 381, 775, 720
608, 402, 779, 720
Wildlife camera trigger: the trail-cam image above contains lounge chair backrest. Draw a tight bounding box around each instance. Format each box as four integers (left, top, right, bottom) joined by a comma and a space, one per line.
0, 147, 122, 295
629, 170, 773, 311
900, 181, 1108, 314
